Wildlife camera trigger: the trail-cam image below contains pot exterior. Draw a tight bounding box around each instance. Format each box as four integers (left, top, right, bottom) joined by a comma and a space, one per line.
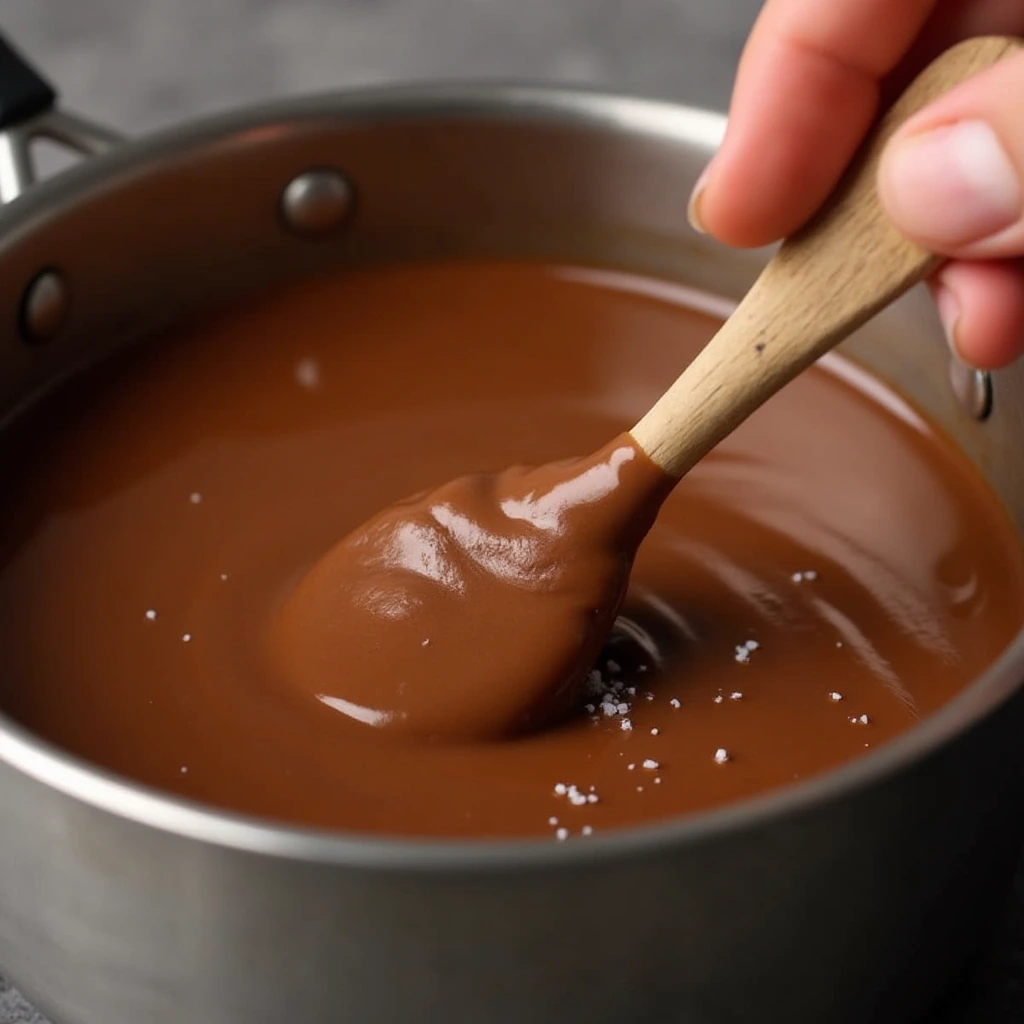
1, 697, 1022, 1024
0, 87, 1022, 1024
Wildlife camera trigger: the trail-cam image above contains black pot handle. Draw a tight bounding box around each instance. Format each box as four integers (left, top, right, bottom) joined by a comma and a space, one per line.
0, 34, 56, 131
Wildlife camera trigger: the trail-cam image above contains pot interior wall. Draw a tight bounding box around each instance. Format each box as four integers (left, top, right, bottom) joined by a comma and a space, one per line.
0, 88, 1021, 533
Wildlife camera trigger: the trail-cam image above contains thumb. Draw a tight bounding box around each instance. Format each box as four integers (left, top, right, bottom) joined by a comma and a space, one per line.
878, 48, 1024, 260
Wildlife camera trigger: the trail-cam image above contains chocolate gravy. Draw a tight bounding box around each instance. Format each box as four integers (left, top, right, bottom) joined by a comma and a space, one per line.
274, 434, 671, 741
0, 262, 1020, 840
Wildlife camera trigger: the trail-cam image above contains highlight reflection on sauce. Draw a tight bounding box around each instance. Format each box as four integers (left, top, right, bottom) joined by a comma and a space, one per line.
0, 261, 1019, 840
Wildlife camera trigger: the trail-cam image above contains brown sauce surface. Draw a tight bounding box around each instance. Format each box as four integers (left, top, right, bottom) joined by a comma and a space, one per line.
0, 261, 1021, 840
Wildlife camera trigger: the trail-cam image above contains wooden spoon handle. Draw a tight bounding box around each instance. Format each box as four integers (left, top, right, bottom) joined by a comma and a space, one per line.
630, 35, 1024, 477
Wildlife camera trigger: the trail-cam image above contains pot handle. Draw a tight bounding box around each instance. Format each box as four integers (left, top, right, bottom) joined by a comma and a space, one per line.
0, 32, 123, 205
0, 35, 56, 128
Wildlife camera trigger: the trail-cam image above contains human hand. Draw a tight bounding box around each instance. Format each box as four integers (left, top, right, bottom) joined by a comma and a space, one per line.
689, 0, 1024, 369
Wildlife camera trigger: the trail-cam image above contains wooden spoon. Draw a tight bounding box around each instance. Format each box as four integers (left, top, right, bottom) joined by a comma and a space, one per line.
276, 37, 1022, 742
632, 35, 1022, 476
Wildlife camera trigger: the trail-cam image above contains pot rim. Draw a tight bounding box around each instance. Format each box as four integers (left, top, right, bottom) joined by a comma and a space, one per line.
1, 80, 1022, 872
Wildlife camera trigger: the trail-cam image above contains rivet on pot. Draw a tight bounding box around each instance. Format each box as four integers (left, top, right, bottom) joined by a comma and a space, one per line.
20, 269, 70, 345
948, 358, 992, 421
281, 169, 353, 236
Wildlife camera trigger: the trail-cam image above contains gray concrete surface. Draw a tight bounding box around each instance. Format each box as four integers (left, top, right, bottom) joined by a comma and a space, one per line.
2, 0, 759, 134
0, 1, 1018, 1022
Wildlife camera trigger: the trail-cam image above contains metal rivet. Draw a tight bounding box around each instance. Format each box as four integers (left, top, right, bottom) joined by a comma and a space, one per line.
948, 358, 992, 421
20, 269, 70, 344
281, 169, 353, 236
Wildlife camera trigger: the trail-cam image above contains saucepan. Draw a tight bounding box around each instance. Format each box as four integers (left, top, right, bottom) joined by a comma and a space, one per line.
0, 29, 1022, 1024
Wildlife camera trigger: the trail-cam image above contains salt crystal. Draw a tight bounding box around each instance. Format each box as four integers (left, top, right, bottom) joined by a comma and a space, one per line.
654, 776, 662, 785
714, 748, 730, 764
548, 816, 559, 826
616, 702, 629, 714
620, 718, 632, 732
587, 794, 599, 804
735, 638, 760, 663
729, 692, 743, 701
554, 783, 567, 795
650, 727, 660, 736
627, 763, 636, 771
581, 825, 593, 837
180, 766, 188, 774
584, 704, 596, 714
642, 758, 659, 770
189, 492, 202, 504
219, 573, 229, 582
566, 784, 587, 806
669, 698, 681, 709
555, 828, 569, 842
829, 691, 843, 702
637, 786, 644, 792
713, 694, 724, 704
421, 638, 431, 647
645, 692, 655, 701
182, 633, 192, 643
602, 702, 617, 717
145, 609, 158, 622
849, 714, 870, 726
607, 660, 621, 675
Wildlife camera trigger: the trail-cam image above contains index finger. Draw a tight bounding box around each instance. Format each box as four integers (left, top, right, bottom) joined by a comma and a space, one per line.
696, 0, 939, 248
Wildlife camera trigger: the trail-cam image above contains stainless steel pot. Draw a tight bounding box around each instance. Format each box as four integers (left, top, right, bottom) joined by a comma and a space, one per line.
0, 32, 1022, 1024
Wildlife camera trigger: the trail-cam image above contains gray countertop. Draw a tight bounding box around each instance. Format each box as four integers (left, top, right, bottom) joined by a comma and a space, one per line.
0, 1, 1020, 1021
2, 0, 755, 133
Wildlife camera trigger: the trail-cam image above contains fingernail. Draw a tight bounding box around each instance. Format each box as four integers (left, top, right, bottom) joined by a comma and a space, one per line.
933, 282, 966, 363
687, 164, 711, 234
881, 120, 1021, 248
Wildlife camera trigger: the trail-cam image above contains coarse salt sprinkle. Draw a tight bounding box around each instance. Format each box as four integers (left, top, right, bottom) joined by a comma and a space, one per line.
792, 570, 818, 583
734, 639, 759, 664
553, 782, 599, 806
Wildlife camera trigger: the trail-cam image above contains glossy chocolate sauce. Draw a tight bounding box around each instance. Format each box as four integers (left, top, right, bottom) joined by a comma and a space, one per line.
274, 434, 672, 741
0, 262, 1021, 840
